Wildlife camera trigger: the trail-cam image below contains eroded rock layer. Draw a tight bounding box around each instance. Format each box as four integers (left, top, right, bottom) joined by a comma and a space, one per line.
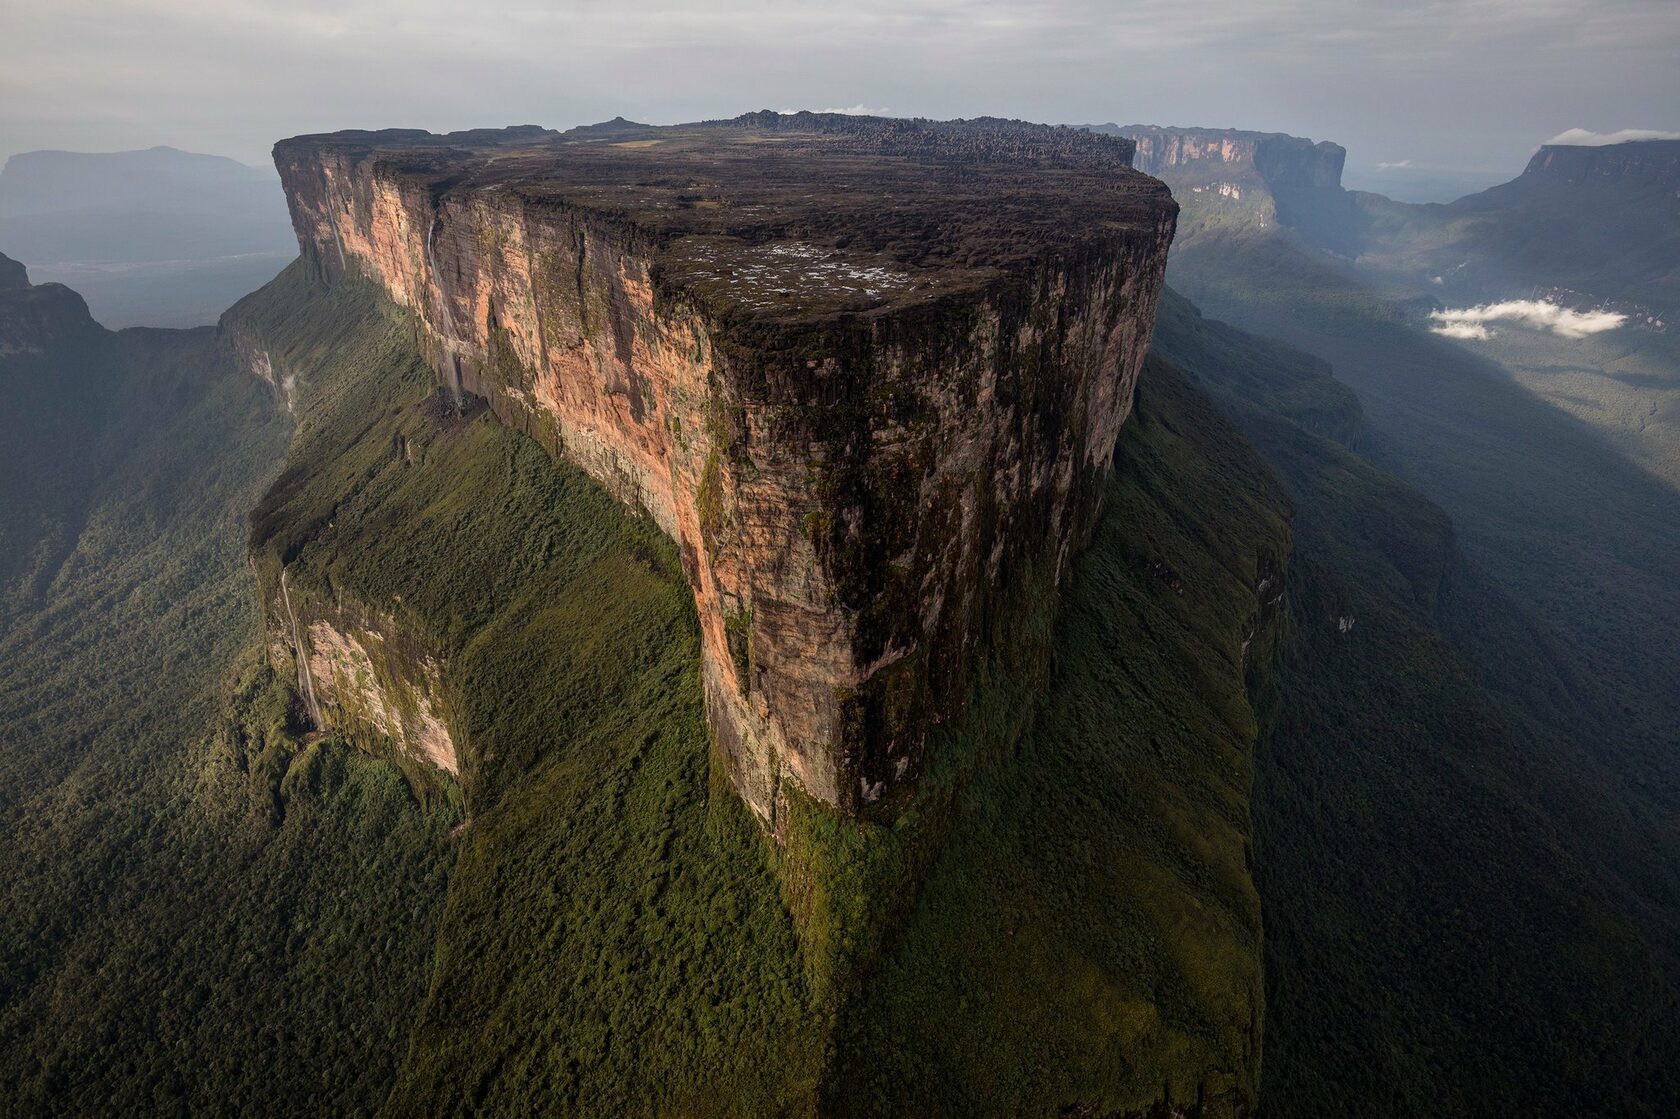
272, 112, 1176, 822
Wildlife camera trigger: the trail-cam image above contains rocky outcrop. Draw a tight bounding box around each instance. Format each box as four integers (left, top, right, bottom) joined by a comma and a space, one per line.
272, 113, 1176, 824
221, 319, 297, 413
0, 268, 99, 357
0, 250, 28, 290
268, 567, 457, 774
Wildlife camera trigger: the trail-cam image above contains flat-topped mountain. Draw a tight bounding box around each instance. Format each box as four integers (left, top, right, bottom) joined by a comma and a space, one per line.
276, 112, 1161, 323
1100, 123, 1345, 189
1083, 121, 1357, 247
1347, 138, 1680, 309
1516, 138, 1680, 185
271, 112, 1177, 824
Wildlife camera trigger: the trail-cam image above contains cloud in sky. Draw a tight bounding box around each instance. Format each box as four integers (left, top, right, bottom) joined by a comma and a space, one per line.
1375, 159, 1413, 169
1544, 127, 1680, 146
1, 1, 1676, 171
778, 104, 889, 116
1429, 300, 1627, 341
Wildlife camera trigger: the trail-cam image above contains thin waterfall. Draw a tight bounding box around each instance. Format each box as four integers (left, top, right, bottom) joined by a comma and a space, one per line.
426, 215, 463, 409
280, 568, 323, 729
319, 169, 348, 273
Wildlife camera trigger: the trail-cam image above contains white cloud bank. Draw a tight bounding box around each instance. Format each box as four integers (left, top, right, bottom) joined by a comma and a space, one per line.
778, 104, 889, 116
1375, 159, 1413, 169
1545, 128, 1680, 146
1429, 300, 1626, 341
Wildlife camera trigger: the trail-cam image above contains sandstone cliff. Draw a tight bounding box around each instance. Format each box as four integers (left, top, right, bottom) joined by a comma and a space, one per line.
1115, 124, 1346, 190
266, 567, 457, 774
1348, 137, 1680, 309
1085, 123, 1361, 250
270, 112, 1176, 825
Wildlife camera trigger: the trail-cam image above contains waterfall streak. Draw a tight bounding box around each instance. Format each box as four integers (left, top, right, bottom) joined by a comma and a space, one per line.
426, 217, 463, 406
280, 568, 324, 729
319, 170, 348, 273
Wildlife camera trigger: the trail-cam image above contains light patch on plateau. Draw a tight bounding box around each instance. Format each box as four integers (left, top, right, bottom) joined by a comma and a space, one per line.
1429, 299, 1626, 341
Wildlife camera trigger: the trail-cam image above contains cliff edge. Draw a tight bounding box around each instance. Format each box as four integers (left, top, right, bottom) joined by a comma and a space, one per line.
270, 112, 1177, 826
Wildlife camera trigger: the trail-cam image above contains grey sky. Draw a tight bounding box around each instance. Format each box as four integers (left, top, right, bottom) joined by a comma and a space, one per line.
4, 0, 1677, 178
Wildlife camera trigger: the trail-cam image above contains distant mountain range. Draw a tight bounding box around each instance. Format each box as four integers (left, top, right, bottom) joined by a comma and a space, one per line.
0, 145, 295, 328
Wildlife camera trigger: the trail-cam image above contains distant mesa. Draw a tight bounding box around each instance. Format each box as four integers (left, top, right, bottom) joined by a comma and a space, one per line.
0, 144, 298, 328
1520, 137, 1680, 183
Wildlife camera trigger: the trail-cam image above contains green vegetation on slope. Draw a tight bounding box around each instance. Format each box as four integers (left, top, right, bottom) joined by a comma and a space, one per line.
828, 358, 1289, 1117
236, 264, 830, 1114
1152, 286, 1680, 1117
1168, 226, 1680, 784
232, 261, 1295, 1113
24, 237, 1626, 1117
0, 265, 460, 1116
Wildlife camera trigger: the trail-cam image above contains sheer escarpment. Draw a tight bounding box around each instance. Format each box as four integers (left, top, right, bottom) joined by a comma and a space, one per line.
1086, 123, 1355, 248
1118, 125, 1345, 189
271, 115, 1176, 824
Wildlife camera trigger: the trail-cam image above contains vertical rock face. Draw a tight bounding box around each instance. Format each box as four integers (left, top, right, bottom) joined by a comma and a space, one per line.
272, 113, 1176, 823
1091, 123, 1364, 251
1115, 125, 1346, 190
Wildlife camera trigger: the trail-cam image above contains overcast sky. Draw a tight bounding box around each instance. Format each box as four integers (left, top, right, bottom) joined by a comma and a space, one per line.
4, 0, 1677, 178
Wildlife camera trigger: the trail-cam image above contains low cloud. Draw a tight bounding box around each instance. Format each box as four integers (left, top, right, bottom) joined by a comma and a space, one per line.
1429, 299, 1627, 341
778, 104, 889, 116
1375, 159, 1412, 169
1544, 128, 1680, 146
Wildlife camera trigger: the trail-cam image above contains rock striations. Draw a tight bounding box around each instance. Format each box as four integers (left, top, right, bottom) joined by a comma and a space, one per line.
271, 112, 1176, 825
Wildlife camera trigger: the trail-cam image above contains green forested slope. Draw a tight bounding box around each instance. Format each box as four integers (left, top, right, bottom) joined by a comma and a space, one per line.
2, 260, 1298, 1116
10, 229, 1672, 1118
1153, 288, 1680, 1117
0, 266, 460, 1116
236, 264, 1294, 1115
827, 358, 1290, 1117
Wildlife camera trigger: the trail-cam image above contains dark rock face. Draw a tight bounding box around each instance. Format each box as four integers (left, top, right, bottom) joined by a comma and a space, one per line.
272, 113, 1177, 825
0, 251, 28, 289
0, 273, 98, 357
1519, 139, 1680, 185
1355, 138, 1680, 309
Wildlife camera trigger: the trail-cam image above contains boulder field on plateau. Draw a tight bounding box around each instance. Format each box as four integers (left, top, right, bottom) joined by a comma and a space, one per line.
270, 111, 1178, 828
